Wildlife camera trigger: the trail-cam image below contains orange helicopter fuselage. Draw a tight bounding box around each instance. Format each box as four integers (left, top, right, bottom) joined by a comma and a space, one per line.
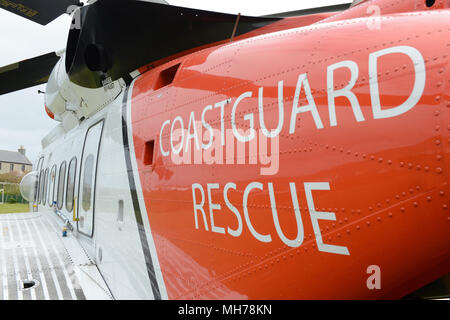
126, 1, 450, 299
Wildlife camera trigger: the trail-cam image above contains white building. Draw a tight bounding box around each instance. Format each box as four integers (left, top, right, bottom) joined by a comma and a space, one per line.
0, 146, 32, 174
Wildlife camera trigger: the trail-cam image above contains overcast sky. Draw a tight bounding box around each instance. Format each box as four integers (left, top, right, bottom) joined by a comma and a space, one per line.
0, 0, 349, 164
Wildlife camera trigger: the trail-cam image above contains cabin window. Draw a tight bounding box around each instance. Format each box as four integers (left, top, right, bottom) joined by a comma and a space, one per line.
82, 154, 95, 212
66, 158, 77, 212
34, 157, 44, 203
57, 161, 66, 210
10, 163, 14, 172
42, 168, 49, 206
49, 165, 57, 207
38, 170, 43, 204
154, 63, 180, 90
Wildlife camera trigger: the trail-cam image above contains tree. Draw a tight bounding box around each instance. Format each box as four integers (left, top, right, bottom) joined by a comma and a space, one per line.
0, 171, 24, 184
0, 171, 26, 203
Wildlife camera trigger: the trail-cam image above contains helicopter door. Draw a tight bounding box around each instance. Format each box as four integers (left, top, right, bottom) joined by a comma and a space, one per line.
77, 120, 104, 237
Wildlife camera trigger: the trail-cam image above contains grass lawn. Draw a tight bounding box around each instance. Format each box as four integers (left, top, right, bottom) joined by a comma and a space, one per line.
0, 203, 30, 214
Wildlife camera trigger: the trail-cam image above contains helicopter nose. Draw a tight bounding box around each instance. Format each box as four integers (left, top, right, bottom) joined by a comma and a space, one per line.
19, 171, 38, 202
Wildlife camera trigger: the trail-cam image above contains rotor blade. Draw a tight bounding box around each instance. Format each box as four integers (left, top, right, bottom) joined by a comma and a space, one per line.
263, 3, 352, 18
0, 0, 81, 25
0, 52, 59, 95
137, 0, 169, 4
66, 0, 281, 89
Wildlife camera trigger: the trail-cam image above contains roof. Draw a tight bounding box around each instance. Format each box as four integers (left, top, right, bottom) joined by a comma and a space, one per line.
0, 149, 32, 165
